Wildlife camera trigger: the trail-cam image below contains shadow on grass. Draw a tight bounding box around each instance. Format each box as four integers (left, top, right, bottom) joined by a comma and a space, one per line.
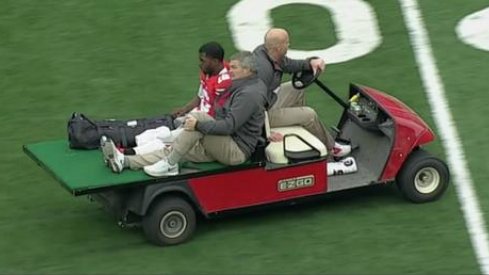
194, 182, 405, 240
66, 182, 409, 247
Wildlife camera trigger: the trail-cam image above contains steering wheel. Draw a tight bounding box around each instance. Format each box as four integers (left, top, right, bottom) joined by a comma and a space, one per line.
292, 70, 321, 89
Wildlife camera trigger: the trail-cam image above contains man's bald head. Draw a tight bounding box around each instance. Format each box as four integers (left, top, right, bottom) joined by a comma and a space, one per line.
264, 28, 289, 50
264, 28, 290, 60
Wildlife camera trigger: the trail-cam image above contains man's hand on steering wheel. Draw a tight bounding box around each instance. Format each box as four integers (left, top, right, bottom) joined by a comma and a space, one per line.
310, 58, 326, 75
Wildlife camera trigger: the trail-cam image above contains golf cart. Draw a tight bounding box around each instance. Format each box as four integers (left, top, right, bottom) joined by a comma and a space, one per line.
24, 72, 450, 246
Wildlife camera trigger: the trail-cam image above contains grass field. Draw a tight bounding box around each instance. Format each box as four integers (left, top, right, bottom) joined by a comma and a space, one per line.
1, 0, 488, 273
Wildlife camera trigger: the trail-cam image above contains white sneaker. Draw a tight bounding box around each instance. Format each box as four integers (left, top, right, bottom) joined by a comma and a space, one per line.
100, 136, 112, 166
327, 156, 358, 176
100, 136, 125, 173
144, 159, 179, 177
100, 136, 109, 165
332, 142, 351, 158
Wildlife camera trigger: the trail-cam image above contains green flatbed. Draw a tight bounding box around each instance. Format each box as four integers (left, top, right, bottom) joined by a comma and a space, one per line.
23, 140, 238, 196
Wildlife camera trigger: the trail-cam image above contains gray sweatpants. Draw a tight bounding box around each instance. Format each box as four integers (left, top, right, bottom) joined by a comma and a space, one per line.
268, 81, 334, 150
125, 112, 246, 170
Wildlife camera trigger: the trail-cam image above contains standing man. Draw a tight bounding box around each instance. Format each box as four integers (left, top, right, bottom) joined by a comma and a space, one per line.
102, 51, 268, 177
253, 28, 350, 157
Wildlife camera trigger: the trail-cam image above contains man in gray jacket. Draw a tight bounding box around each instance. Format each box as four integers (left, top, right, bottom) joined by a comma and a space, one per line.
102, 51, 267, 177
254, 28, 350, 158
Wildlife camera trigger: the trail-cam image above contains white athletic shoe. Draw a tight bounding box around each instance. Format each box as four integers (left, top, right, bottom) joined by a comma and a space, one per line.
332, 142, 352, 158
100, 136, 125, 173
100, 136, 112, 166
143, 159, 179, 177
327, 156, 358, 176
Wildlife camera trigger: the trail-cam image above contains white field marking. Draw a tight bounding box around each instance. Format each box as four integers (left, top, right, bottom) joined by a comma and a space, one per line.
226, 0, 381, 63
456, 7, 489, 52
399, 0, 489, 273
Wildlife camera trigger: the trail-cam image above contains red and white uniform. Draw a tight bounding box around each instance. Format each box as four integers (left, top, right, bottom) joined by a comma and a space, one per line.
197, 63, 232, 117
132, 64, 231, 154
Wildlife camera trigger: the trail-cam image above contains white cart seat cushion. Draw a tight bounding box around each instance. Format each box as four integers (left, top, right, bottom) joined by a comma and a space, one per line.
265, 126, 328, 164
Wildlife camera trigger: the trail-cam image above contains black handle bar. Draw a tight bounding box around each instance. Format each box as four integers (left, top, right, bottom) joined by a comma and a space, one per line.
314, 79, 349, 109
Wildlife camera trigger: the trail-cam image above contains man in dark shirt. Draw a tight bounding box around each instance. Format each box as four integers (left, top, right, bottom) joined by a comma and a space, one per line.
253, 28, 350, 158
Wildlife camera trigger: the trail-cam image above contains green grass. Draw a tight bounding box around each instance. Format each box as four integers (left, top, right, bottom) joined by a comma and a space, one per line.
0, 0, 485, 273
272, 4, 337, 50
420, 0, 489, 229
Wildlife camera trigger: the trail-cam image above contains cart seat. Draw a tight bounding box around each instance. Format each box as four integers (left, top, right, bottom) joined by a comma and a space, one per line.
263, 111, 327, 164
266, 126, 327, 164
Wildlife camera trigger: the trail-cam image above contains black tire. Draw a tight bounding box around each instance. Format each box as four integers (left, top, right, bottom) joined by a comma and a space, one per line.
396, 149, 450, 203
142, 196, 196, 246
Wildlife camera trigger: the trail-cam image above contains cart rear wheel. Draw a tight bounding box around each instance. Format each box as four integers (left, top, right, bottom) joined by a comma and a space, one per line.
142, 196, 196, 246
396, 149, 449, 203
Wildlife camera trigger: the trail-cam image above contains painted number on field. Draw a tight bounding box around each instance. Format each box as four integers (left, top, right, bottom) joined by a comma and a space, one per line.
456, 7, 489, 52
226, 0, 382, 63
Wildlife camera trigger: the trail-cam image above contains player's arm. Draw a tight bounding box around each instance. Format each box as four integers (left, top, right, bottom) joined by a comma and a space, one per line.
172, 84, 202, 117
173, 96, 200, 116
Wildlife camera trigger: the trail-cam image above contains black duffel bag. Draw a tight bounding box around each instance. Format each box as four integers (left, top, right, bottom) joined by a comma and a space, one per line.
67, 112, 175, 150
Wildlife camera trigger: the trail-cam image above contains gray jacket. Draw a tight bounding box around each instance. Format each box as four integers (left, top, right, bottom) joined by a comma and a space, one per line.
196, 75, 267, 158
253, 44, 312, 108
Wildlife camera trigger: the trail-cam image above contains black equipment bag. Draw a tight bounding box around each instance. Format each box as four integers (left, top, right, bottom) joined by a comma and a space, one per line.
67, 112, 175, 149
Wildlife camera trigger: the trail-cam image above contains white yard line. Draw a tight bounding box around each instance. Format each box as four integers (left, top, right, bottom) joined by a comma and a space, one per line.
399, 0, 489, 273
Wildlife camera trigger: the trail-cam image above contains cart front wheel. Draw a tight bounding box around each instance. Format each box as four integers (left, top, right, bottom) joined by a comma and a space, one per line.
396, 149, 450, 203
142, 196, 196, 246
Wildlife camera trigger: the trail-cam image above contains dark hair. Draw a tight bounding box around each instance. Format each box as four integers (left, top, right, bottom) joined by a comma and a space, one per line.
199, 41, 225, 61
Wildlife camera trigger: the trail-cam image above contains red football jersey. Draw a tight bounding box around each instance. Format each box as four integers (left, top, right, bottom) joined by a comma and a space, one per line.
197, 62, 232, 117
